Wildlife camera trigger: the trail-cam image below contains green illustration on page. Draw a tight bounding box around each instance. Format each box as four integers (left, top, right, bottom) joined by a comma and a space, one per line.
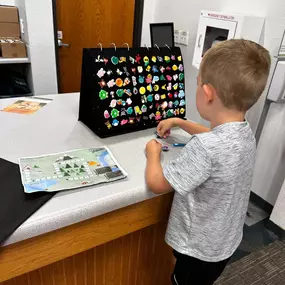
19, 147, 128, 193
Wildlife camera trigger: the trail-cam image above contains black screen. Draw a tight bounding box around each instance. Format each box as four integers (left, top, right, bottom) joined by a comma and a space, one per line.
150, 23, 174, 47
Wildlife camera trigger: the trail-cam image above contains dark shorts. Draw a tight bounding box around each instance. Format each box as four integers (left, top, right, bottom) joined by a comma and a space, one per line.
171, 250, 230, 285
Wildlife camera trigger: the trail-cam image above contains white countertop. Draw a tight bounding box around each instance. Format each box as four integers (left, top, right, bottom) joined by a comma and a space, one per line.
0, 93, 190, 246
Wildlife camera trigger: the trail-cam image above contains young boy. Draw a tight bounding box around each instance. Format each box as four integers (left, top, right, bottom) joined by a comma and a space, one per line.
145, 39, 271, 285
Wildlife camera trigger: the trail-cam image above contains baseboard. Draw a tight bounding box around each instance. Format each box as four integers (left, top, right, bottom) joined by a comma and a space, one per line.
266, 220, 285, 240
250, 191, 273, 214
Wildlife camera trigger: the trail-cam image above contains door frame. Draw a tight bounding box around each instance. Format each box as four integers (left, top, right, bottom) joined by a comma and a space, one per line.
52, 0, 145, 93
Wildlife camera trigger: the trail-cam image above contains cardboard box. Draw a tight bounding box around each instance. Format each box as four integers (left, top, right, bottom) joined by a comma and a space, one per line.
0, 39, 27, 58
0, 22, 20, 38
0, 6, 19, 23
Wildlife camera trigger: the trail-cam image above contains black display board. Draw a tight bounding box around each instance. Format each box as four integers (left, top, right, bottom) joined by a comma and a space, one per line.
79, 47, 186, 138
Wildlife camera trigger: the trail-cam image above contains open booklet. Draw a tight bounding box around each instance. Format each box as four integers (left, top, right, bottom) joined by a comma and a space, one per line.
19, 147, 128, 193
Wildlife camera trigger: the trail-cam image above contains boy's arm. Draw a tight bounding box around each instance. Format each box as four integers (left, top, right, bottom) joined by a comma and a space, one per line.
145, 140, 172, 194
174, 118, 210, 135
157, 118, 210, 138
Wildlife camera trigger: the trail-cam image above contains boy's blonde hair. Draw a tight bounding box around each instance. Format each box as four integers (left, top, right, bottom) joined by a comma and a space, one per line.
200, 39, 271, 111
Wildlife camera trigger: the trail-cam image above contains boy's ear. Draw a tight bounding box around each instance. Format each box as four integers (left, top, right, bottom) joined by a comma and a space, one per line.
202, 84, 217, 103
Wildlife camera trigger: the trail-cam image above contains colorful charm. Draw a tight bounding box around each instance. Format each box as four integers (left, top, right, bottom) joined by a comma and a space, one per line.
95, 55, 104, 63
167, 83, 172, 91
173, 83, 178, 90
179, 64, 184, 71
126, 98, 132, 105
168, 101, 173, 108
149, 113, 155, 119
178, 90, 185, 98
155, 94, 160, 101
161, 101, 168, 110
111, 109, 119, 118
127, 107, 133, 115
174, 92, 178, 98
123, 66, 130, 76
138, 75, 144, 84
98, 79, 106, 88
112, 119, 119, 127
179, 83, 184, 89
160, 66, 165, 73
124, 89, 132, 96
157, 56, 163, 62
166, 66, 171, 71
143, 56, 149, 66
154, 85, 159, 92
151, 56, 157, 63
99, 90, 108, 100
116, 89, 124, 97
180, 108, 185, 114
105, 121, 112, 129
103, 58, 108, 65
180, 99, 186, 106
138, 66, 143, 73
134, 106, 142, 115
121, 119, 128, 126
107, 70, 113, 76
119, 57, 126, 63
152, 76, 159, 84
107, 79, 115, 88
179, 73, 184, 81
177, 56, 182, 62
104, 110, 110, 119
168, 93, 173, 99
131, 68, 136, 74
147, 84, 153, 92
166, 75, 172, 81
155, 111, 162, 120
172, 65, 178, 71
160, 75, 166, 81
97, 68, 106, 78
139, 86, 146, 94
141, 105, 147, 113
171, 55, 175, 61
110, 91, 115, 98
116, 69, 123, 75
167, 109, 174, 117
135, 54, 141, 64
161, 94, 166, 100
129, 117, 135, 124
132, 76, 137, 86
152, 65, 159, 73
111, 56, 119, 65
121, 108, 127, 116
129, 56, 135, 64
146, 65, 151, 72
164, 56, 170, 63
174, 100, 179, 107
146, 74, 152, 84
124, 77, 131, 86
116, 78, 123, 87
173, 74, 178, 81
147, 95, 153, 102
162, 84, 166, 90
110, 99, 117, 108
133, 87, 138, 95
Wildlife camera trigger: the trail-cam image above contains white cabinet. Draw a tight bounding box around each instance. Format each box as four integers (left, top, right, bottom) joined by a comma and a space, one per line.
193, 11, 265, 69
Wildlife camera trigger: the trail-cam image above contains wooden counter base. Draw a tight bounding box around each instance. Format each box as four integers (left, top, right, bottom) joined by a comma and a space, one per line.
0, 193, 174, 285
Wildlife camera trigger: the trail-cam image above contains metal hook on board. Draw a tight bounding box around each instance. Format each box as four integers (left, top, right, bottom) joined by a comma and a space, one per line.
165, 44, 171, 50
144, 44, 150, 51
154, 44, 160, 51
121, 43, 130, 51
110, 43, 116, 51
97, 43, 103, 52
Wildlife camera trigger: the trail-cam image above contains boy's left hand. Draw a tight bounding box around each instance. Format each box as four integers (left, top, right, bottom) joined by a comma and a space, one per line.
146, 139, 162, 158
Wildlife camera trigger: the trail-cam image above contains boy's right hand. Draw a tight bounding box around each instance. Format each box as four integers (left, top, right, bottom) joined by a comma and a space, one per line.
157, 118, 176, 138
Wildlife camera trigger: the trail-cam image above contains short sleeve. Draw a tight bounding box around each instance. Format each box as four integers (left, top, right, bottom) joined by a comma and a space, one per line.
163, 136, 211, 195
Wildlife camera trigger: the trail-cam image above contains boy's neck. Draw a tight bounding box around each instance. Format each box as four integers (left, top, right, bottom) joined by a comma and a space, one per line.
210, 109, 245, 129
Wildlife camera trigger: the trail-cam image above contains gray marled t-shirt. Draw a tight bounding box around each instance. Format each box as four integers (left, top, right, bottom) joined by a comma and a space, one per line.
163, 121, 256, 262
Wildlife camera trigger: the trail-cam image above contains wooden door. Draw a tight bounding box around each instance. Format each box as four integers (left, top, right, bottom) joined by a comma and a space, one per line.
56, 0, 136, 93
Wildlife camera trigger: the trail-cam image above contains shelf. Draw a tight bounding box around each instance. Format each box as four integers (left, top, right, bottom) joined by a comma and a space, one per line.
0, 58, 30, 64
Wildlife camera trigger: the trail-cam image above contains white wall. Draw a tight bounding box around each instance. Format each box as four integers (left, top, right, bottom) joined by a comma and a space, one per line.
142, 0, 285, 205
0, 0, 15, 5
25, 0, 58, 95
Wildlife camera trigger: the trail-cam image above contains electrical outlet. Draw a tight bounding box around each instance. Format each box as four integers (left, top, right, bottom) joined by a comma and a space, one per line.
174, 29, 180, 44
180, 30, 189, 46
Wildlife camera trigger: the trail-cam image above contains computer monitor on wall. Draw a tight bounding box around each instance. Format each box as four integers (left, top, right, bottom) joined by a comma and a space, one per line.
150, 23, 174, 47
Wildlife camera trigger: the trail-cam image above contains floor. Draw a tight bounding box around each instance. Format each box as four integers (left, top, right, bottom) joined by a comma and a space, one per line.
214, 202, 284, 284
